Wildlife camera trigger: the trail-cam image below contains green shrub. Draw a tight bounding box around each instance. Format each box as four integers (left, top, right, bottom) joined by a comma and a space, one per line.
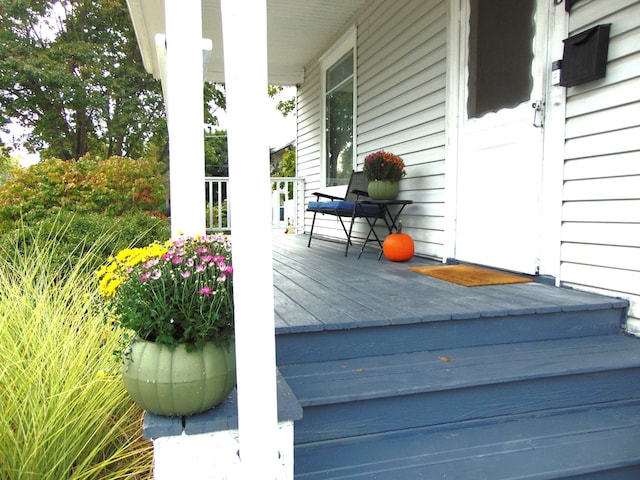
206, 200, 229, 230
0, 231, 152, 479
0, 155, 167, 232
0, 211, 170, 276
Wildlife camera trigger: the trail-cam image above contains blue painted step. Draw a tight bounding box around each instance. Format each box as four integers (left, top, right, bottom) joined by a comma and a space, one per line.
279, 334, 640, 444
276, 300, 627, 365
294, 402, 640, 479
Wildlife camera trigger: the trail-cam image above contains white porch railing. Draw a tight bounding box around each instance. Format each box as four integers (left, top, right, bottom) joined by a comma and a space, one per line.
205, 177, 306, 234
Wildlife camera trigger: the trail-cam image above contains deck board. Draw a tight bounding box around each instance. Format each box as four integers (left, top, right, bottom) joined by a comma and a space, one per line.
271, 232, 627, 334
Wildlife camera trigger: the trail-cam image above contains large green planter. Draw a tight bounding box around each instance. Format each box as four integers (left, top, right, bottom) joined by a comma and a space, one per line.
122, 338, 236, 417
367, 180, 399, 200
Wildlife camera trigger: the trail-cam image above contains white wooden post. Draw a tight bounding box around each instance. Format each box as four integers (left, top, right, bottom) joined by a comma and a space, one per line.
220, 0, 280, 478
164, 0, 206, 238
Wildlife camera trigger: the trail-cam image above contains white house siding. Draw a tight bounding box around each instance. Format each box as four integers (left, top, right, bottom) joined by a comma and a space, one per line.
357, 0, 448, 259
296, 60, 322, 195
560, 0, 640, 326
297, 56, 340, 241
297, 0, 448, 257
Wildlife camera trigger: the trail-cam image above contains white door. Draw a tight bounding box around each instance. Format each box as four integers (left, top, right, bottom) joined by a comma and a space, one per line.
455, 0, 551, 274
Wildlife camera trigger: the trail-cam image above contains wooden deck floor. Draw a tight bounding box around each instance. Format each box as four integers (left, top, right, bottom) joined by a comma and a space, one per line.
272, 232, 640, 479
271, 232, 626, 335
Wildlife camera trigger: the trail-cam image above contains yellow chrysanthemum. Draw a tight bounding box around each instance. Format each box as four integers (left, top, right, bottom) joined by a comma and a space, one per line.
95, 243, 169, 298
98, 274, 123, 297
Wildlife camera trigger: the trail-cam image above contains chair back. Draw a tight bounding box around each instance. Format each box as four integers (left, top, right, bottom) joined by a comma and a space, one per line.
344, 171, 369, 202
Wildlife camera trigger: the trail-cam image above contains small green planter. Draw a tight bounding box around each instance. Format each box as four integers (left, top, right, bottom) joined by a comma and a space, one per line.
367, 180, 400, 200
122, 338, 236, 417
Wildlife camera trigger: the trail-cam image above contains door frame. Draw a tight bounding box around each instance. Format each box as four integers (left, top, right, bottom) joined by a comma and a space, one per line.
444, 0, 568, 280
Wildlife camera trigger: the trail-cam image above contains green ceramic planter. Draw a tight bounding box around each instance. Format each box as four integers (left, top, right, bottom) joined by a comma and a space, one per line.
122, 338, 236, 416
367, 180, 399, 200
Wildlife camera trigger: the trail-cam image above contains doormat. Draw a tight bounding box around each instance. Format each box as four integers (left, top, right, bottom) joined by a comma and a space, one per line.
408, 264, 533, 287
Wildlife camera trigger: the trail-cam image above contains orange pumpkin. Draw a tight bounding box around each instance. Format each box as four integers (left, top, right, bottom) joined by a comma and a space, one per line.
383, 223, 414, 262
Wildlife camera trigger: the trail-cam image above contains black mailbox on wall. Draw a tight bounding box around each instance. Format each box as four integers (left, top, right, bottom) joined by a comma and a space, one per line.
560, 24, 611, 87
564, 0, 585, 13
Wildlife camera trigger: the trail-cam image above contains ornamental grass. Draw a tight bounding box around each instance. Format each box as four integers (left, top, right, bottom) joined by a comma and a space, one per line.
0, 231, 152, 479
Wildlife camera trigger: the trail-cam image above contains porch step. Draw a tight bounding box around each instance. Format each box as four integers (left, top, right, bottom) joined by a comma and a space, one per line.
272, 235, 640, 477
294, 401, 640, 479
275, 294, 627, 365
281, 334, 640, 477
280, 334, 640, 444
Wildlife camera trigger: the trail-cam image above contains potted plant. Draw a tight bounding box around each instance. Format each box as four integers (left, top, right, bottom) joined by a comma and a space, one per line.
96, 234, 235, 417
363, 150, 406, 200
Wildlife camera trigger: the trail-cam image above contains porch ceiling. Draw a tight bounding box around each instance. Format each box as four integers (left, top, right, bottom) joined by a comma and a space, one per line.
127, 0, 368, 86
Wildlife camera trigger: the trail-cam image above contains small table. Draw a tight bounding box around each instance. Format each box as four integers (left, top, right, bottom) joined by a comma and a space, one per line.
357, 199, 413, 259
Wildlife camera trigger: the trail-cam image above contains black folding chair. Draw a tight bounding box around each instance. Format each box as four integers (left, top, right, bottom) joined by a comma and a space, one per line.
307, 171, 384, 255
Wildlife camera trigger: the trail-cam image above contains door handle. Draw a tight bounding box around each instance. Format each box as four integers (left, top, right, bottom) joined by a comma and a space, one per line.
532, 100, 545, 128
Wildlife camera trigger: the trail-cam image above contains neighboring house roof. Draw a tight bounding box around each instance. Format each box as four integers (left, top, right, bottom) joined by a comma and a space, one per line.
270, 140, 295, 156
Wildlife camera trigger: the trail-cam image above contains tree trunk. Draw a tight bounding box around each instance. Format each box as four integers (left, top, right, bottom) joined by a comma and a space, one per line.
74, 109, 89, 159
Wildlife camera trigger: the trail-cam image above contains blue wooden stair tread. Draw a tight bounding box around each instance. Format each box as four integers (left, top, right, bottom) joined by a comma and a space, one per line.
295, 402, 640, 479
281, 335, 640, 406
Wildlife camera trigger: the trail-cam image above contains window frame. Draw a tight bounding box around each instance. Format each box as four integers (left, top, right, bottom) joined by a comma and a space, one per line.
320, 27, 357, 189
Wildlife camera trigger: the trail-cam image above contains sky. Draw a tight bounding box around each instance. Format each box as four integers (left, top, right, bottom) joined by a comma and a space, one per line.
265, 98, 297, 150
1, 125, 39, 167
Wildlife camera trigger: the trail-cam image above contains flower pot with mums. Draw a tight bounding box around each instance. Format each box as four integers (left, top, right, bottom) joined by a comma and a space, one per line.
363, 150, 406, 200
96, 234, 236, 416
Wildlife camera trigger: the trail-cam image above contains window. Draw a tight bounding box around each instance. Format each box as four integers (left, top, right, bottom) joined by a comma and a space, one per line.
467, 0, 535, 118
322, 32, 355, 187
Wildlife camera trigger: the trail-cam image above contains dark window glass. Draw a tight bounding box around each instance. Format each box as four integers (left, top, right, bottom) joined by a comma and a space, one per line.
467, 0, 535, 118
325, 51, 354, 186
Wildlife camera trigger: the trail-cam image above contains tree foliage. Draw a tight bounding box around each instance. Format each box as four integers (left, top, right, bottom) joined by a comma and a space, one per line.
204, 128, 228, 177
0, 144, 19, 184
277, 147, 296, 177
271, 147, 296, 201
0, 0, 168, 160
268, 85, 296, 117
0, 1, 286, 166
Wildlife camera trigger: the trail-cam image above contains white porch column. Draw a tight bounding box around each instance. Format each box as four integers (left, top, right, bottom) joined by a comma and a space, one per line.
164, 0, 206, 237
220, 0, 280, 478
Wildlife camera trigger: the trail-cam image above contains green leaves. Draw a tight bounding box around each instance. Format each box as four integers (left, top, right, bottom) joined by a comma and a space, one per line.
0, 0, 166, 160
0, 155, 167, 229
0, 226, 152, 478
98, 235, 234, 352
